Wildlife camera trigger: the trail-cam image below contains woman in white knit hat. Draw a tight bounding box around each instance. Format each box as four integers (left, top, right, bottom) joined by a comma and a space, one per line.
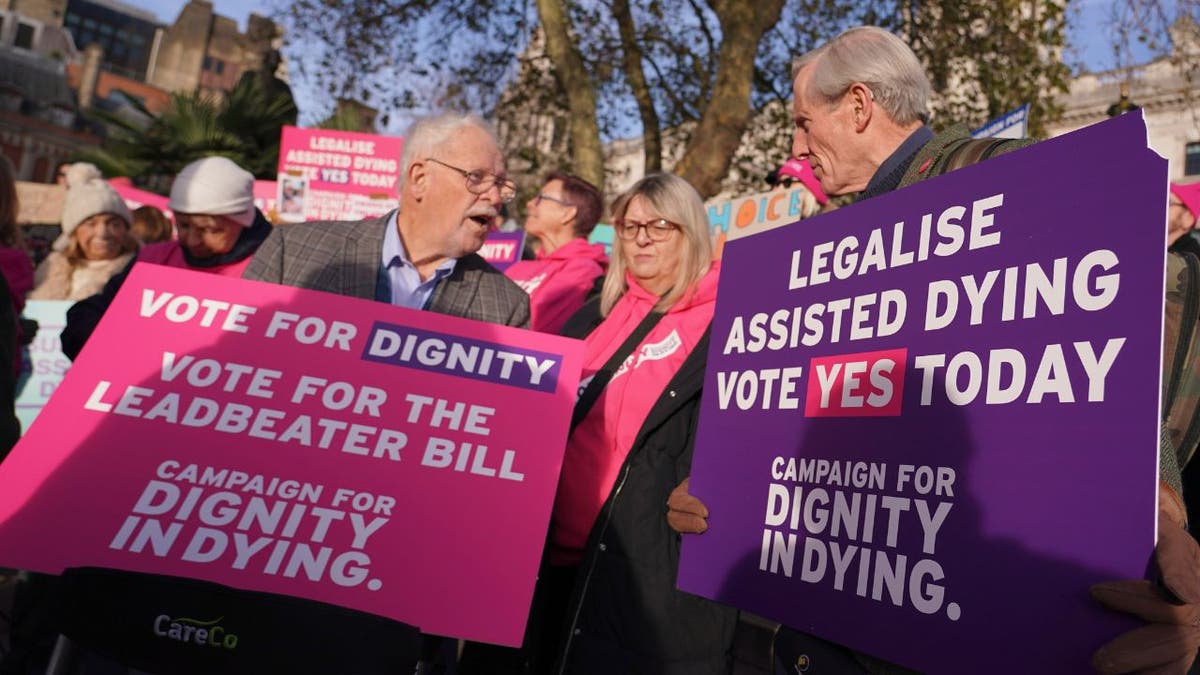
29, 176, 138, 301
136, 156, 272, 275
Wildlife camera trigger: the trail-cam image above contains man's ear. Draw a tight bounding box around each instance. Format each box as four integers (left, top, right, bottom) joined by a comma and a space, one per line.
848, 82, 874, 133
406, 161, 429, 199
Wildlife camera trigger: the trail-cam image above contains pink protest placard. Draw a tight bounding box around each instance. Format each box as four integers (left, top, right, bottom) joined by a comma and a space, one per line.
109, 178, 173, 217
253, 180, 279, 223
277, 126, 402, 222
0, 264, 583, 646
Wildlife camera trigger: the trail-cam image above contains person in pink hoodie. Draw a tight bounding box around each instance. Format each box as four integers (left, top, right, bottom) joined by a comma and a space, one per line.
0, 157, 32, 316
1169, 181, 1200, 252
504, 172, 607, 334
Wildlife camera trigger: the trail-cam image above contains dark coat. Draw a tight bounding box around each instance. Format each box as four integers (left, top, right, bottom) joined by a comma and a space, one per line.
556, 327, 738, 675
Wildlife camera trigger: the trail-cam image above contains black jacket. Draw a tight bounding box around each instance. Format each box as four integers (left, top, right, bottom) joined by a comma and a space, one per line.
556, 327, 737, 674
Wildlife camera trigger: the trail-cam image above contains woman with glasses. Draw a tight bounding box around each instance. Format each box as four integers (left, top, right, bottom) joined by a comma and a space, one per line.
30, 176, 138, 301
504, 173, 607, 334
545, 173, 734, 673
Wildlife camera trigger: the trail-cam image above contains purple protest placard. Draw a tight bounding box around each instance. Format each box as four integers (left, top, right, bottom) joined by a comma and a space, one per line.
479, 231, 526, 272
678, 113, 1165, 673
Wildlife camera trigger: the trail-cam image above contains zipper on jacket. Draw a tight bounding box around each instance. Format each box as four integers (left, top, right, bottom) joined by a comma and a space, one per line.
557, 460, 633, 673
555, 329, 709, 673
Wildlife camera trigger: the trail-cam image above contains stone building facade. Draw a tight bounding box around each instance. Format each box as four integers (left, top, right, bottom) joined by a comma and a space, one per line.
0, 0, 287, 181
1045, 20, 1200, 182
146, 1, 282, 99
0, 4, 95, 182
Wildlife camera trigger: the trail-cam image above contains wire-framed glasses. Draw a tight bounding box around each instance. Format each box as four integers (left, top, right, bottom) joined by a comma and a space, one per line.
425, 157, 516, 203
614, 218, 681, 241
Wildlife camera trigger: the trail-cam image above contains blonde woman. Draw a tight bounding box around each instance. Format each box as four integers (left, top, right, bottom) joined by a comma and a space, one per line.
30, 178, 137, 301
546, 173, 732, 673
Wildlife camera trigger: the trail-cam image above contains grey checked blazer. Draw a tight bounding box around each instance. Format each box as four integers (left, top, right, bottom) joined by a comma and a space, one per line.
243, 213, 530, 328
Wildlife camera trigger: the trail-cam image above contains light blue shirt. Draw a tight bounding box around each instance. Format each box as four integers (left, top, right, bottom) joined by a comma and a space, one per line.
377, 210, 457, 310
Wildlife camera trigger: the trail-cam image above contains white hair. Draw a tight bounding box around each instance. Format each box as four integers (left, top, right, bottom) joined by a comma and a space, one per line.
397, 113, 498, 190
794, 26, 931, 126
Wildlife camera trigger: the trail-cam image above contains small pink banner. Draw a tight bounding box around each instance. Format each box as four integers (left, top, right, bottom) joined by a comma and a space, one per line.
0, 264, 583, 646
277, 126, 402, 222
108, 178, 173, 217
253, 180, 278, 222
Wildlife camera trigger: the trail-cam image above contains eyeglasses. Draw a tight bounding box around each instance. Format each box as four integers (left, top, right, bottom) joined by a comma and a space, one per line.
615, 218, 681, 242
425, 157, 516, 203
533, 193, 572, 207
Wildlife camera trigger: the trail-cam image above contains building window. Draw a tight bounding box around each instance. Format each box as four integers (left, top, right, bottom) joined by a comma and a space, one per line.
1187, 142, 1200, 176
14, 22, 35, 49
215, 60, 224, 75
203, 55, 212, 71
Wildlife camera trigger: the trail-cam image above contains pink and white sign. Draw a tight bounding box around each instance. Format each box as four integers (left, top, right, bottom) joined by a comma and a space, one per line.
277, 126, 402, 222
15, 301, 73, 433
0, 264, 583, 646
253, 180, 279, 223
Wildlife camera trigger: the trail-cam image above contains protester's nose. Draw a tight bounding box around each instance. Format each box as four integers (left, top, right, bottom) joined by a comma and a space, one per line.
792, 130, 809, 159
480, 182, 503, 206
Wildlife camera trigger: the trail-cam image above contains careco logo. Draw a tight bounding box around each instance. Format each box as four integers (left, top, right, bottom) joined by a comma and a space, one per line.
152, 614, 239, 650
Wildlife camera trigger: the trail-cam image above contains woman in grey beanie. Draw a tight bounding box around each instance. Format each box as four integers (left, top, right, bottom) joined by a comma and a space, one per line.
29, 177, 139, 301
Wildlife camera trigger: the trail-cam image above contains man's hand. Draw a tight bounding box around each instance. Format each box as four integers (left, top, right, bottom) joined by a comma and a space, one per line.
667, 477, 709, 534
1091, 483, 1200, 674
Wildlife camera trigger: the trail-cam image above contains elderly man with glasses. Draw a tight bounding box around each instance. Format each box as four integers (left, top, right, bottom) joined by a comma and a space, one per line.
245, 112, 529, 328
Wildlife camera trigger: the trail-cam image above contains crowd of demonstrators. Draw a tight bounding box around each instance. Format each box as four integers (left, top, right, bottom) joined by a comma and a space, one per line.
0, 24, 1196, 675
505, 172, 608, 333
61, 156, 272, 360
29, 173, 138, 302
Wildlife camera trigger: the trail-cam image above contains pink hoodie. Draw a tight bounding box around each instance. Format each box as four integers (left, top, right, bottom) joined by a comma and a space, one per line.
550, 261, 720, 565
505, 238, 608, 334
138, 240, 254, 277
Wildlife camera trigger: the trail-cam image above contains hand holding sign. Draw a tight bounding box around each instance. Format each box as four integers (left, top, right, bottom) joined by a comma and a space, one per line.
1091, 483, 1200, 674
667, 477, 708, 535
